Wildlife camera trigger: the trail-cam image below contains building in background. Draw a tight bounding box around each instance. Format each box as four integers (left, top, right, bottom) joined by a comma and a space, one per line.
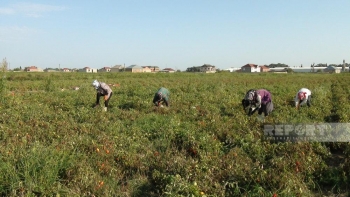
161, 68, 176, 73
241, 64, 260, 72
186, 64, 216, 73
25, 66, 43, 72
110, 65, 124, 72
141, 66, 153, 73
125, 65, 143, 73
62, 68, 71, 72
324, 65, 341, 73
98, 67, 111, 72
79, 67, 98, 73
200, 64, 216, 73
260, 65, 270, 72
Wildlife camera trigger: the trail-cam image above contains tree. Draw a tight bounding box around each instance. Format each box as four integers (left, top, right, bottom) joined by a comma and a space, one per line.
268, 63, 288, 68
285, 68, 294, 73
1, 58, 8, 72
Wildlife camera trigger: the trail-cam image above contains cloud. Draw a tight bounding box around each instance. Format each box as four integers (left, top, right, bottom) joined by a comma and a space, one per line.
0, 26, 39, 42
0, 2, 67, 17
0, 8, 15, 15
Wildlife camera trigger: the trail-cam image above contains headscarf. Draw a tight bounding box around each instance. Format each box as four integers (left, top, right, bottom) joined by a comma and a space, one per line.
92, 80, 100, 89
298, 92, 306, 100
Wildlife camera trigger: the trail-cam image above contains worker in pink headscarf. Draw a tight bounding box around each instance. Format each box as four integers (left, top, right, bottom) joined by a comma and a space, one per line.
295, 88, 312, 110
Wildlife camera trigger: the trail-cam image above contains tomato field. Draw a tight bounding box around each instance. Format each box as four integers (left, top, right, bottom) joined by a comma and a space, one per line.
0, 72, 349, 196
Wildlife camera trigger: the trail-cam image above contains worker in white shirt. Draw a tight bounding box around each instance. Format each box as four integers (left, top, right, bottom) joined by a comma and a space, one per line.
295, 88, 312, 110
92, 80, 113, 112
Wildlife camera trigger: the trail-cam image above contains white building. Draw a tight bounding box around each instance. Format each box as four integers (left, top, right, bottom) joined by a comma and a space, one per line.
79, 67, 98, 73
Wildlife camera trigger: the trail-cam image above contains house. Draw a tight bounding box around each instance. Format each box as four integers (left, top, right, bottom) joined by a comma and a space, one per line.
125, 65, 143, 73
110, 65, 124, 72
150, 66, 160, 72
62, 68, 70, 72
143, 66, 160, 72
161, 68, 176, 73
324, 66, 341, 73
98, 67, 111, 72
25, 66, 43, 72
186, 64, 216, 73
79, 67, 98, 73
260, 65, 270, 72
142, 66, 153, 73
223, 67, 240, 72
241, 64, 260, 72
200, 64, 216, 73
44, 68, 59, 72
186, 66, 201, 72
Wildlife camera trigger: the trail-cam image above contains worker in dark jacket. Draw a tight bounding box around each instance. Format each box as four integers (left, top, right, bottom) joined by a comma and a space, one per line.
242, 89, 257, 116
242, 89, 273, 121
92, 80, 113, 111
153, 87, 170, 107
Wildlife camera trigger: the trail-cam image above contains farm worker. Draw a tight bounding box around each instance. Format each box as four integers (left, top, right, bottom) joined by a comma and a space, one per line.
242, 89, 257, 116
295, 88, 312, 109
92, 80, 113, 112
242, 89, 274, 120
153, 87, 170, 107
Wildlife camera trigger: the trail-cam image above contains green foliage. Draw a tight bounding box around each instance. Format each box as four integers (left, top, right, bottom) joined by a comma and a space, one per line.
268, 63, 289, 68
1, 58, 8, 72
285, 68, 294, 73
0, 76, 7, 104
44, 77, 55, 92
0, 143, 77, 196
0, 72, 349, 196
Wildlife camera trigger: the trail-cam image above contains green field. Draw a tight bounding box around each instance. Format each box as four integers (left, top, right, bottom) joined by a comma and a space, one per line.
0, 72, 349, 196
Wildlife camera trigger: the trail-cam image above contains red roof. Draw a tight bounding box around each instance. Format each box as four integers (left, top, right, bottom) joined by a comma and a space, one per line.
163, 68, 175, 71
243, 64, 258, 68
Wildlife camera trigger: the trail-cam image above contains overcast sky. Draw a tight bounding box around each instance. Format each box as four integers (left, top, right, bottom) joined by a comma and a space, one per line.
1, 0, 350, 70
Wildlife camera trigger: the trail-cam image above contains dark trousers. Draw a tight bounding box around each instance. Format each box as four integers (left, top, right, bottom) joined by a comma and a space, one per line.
307, 95, 311, 107
258, 101, 273, 116
96, 92, 113, 107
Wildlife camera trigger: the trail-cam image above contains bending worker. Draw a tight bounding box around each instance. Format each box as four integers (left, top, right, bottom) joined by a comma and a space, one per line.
153, 87, 170, 107
295, 88, 312, 109
92, 79, 113, 112
242, 89, 274, 119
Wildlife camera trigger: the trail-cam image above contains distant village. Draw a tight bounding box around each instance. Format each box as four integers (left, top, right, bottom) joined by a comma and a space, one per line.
225, 61, 350, 73
8, 60, 350, 74
12, 64, 217, 73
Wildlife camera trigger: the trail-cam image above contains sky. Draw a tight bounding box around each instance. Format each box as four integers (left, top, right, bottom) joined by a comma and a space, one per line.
1, 0, 350, 71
